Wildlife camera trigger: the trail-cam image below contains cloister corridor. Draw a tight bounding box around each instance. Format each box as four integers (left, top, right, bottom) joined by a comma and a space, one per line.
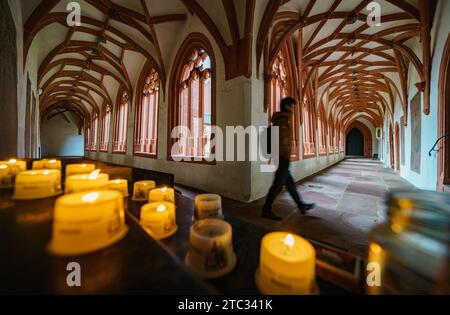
1, 0, 449, 296
179, 158, 415, 259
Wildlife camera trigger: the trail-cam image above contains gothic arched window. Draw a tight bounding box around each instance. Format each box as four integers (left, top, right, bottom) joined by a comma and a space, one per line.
269, 51, 299, 159
302, 88, 317, 157
328, 122, 335, 153
134, 69, 160, 156
100, 105, 111, 152
113, 91, 129, 153
317, 107, 327, 155
90, 113, 99, 151
84, 120, 90, 152
170, 45, 214, 160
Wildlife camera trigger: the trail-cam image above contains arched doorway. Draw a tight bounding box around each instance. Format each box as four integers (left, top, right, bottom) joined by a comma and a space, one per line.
346, 128, 364, 156
438, 33, 450, 192
0, 0, 18, 159
345, 121, 373, 158
395, 122, 400, 171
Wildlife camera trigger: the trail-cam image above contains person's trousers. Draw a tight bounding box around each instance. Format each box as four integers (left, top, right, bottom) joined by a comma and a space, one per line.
263, 158, 303, 211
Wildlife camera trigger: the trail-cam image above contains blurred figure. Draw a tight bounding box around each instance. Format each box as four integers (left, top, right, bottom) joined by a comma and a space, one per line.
262, 97, 315, 221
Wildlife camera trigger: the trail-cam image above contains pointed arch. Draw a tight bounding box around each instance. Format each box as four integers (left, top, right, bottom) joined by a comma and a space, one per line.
134, 61, 161, 157
168, 33, 216, 162
345, 120, 373, 158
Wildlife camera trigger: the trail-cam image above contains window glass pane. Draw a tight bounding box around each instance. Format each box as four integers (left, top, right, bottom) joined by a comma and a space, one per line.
174, 49, 212, 159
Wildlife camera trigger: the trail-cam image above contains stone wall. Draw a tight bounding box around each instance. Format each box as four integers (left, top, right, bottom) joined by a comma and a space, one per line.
41, 115, 84, 157
0, 0, 18, 159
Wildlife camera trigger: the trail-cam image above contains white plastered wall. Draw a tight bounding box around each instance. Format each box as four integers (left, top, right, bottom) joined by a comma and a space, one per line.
381, 0, 450, 191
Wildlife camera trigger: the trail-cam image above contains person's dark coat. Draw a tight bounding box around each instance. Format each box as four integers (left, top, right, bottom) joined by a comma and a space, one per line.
271, 112, 292, 160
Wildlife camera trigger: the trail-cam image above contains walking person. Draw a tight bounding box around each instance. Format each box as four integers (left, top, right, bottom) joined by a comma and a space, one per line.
262, 97, 315, 221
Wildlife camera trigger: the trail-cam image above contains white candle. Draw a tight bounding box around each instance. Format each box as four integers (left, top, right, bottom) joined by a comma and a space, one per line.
47, 190, 129, 256
13, 170, 62, 200
65, 170, 109, 194
194, 194, 224, 221
66, 164, 96, 177
149, 187, 175, 203
107, 179, 129, 197
46, 159, 62, 170
185, 219, 236, 279
0, 165, 14, 188
132, 181, 156, 201
256, 232, 316, 295
140, 202, 178, 240
0, 159, 27, 173
32, 159, 61, 170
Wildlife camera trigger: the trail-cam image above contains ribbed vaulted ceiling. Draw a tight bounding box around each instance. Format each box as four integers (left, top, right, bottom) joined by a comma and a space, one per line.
24, 0, 432, 132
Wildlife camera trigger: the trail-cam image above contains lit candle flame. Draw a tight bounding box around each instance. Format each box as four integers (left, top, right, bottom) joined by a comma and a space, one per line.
0, 165, 8, 169
370, 243, 382, 254
161, 187, 168, 193
82, 192, 100, 203
81, 164, 87, 168
284, 234, 295, 249
43, 171, 50, 175
89, 170, 100, 180
9, 159, 17, 164
115, 180, 123, 184
48, 159, 57, 164
156, 204, 167, 213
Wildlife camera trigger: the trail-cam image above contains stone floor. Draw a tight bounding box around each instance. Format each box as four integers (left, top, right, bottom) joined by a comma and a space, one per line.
177, 158, 416, 259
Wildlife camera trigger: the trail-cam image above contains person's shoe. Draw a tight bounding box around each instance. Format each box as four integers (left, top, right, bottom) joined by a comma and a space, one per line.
261, 210, 282, 221
298, 203, 315, 215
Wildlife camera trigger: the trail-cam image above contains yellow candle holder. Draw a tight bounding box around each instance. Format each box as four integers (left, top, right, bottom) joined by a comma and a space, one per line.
140, 202, 178, 240
132, 180, 155, 201
0, 159, 27, 174
65, 170, 109, 194
13, 170, 62, 200
255, 232, 317, 295
194, 194, 224, 221
185, 219, 236, 279
47, 190, 129, 256
66, 164, 96, 177
0, 165, 14, 189
107, 179, 129, 197
148, 187, 175, 204
32, 159, 61, 170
